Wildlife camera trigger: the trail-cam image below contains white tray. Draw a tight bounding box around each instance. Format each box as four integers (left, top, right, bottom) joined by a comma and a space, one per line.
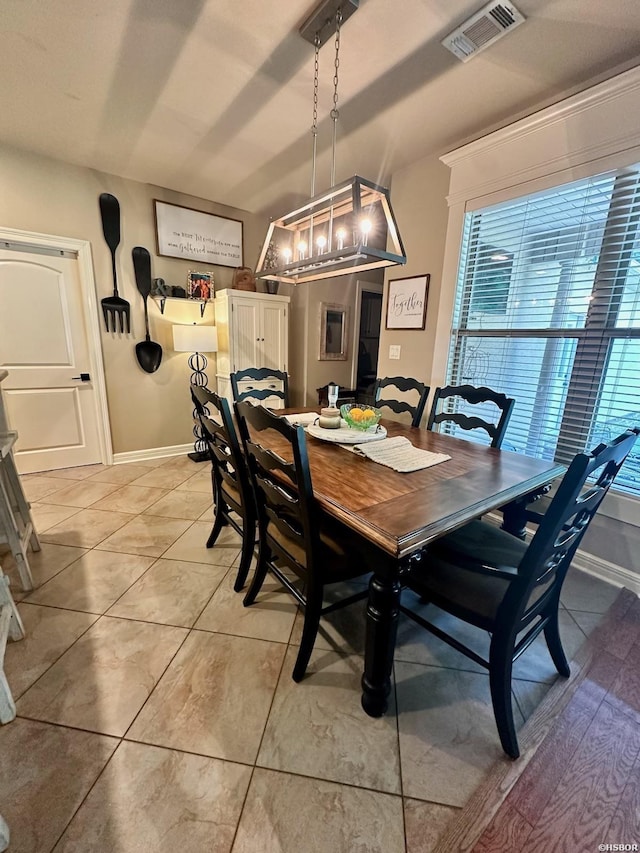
306, 422, 387, 444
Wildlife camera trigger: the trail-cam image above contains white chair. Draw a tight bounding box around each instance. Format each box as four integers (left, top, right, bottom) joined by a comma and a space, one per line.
0, 814, 9, 852
0, 431, 39, 591
0, 564, 25, 724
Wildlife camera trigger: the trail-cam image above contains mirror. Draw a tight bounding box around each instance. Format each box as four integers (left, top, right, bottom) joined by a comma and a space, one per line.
319, 302, 349, 360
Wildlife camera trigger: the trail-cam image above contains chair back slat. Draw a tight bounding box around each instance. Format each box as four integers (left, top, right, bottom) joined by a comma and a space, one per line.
230, 367, 290, 407
427, 384, 515, 448
258, 477, 305, 551
246, 440, 297, 488
191, 386, 251, 517
235, 401, 319, 574
374, 376, 430, 427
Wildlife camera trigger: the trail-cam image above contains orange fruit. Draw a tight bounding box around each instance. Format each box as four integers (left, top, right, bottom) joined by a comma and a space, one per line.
362, 409, 376, 419
350, 407, 364, 421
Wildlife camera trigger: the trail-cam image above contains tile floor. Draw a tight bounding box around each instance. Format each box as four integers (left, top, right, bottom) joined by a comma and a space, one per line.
0, 454, 623, 853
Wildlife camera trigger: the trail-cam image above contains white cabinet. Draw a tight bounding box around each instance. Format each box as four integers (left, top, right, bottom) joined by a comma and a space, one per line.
214, 289, 289, 407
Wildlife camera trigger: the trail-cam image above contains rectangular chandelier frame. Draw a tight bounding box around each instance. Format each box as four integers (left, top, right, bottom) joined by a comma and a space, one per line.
256, 175, 406, 284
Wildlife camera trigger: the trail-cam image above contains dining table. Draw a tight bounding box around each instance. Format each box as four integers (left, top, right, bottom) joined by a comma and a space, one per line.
267, 411, 566, 718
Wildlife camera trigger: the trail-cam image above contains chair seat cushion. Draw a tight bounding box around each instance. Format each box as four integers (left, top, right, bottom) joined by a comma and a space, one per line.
268, 516, 365, 580
220, 480, 241, 509
434, 519, 528, 568
408, 520, 528, 623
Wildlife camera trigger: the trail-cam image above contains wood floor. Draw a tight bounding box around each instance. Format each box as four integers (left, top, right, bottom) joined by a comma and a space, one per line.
435, 587, 640, 852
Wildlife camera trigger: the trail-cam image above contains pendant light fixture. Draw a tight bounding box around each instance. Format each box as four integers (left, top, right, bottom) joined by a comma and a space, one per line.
256, 0, 406, 285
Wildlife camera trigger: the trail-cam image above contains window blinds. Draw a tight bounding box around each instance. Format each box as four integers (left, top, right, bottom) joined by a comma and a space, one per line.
447, 167, 640, 496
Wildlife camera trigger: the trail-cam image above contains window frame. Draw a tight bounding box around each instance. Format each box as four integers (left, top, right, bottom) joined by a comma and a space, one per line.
447, 169, 640, 492
435, 67, 640, 516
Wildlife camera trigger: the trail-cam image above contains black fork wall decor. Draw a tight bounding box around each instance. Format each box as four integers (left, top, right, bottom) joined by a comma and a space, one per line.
98, 193, 131, 334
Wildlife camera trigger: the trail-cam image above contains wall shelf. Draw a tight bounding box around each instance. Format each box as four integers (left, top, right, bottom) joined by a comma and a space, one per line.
152, 296, 213, 318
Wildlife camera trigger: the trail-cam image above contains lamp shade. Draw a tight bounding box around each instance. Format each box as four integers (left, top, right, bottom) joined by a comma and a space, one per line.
172, 324, 218, 353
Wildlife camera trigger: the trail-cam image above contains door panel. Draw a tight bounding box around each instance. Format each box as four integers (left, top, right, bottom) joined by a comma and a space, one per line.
0, 250, 102, 473
2, 265, 72, 364
261, 303, 287, 370
7, 388, 83, 450
231, 299, 260, 370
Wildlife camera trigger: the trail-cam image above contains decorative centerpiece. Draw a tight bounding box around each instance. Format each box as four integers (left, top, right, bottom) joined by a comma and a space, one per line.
318, 406, 341, 429
340, 403, 383, 431
318, 382, 341, 428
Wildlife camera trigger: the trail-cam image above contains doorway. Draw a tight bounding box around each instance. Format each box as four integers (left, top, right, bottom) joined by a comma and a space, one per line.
0, 229, 111, 473
351, 281, 383, 406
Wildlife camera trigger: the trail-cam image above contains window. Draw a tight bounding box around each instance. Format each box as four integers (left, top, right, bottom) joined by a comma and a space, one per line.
469, 244, 513, 315
446, 168, 640, 496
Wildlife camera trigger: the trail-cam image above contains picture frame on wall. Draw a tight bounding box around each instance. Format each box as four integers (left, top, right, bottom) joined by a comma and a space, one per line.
385, 274, 430, 330
319, 303, 349, 361
187, 271, 213, 300
154, 199, 243, 267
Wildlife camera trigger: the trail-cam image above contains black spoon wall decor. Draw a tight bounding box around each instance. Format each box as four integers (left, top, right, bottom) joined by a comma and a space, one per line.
132, 246, 163, 373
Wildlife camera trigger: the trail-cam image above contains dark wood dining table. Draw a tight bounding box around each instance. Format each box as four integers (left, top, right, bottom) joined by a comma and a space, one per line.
270, 412, 566, 717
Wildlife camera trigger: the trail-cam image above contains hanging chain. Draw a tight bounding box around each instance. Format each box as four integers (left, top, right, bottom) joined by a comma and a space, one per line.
310, 33, 320, 197
329, 9, 342, 188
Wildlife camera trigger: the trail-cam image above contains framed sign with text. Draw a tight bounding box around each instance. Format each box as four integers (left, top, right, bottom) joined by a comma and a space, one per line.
385, 274, 430, 330
154, 200, 243, 267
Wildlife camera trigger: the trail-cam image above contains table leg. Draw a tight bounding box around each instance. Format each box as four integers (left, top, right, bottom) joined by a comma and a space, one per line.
501, 482, 552, 539
361, 573, 401, 717
500, 499, 528, 539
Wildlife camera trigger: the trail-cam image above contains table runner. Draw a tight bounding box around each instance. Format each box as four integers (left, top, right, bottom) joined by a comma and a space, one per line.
352, 435, 451, 473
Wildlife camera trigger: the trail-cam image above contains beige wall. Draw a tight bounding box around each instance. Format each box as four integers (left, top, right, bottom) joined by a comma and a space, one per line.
377, 154, 452, 402
288, 273, 383, 407
0, 142, 267, 455
288, 155, 451, 414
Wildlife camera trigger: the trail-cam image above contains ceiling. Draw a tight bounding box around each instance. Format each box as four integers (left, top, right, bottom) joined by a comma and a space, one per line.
3, 0, 640, 218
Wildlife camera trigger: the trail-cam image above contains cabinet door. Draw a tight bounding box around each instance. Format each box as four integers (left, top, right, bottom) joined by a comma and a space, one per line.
230, 298, 261, 370
260, 302, 288, 370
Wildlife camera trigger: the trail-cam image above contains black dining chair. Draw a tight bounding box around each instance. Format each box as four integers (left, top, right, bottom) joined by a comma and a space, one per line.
426, 384, 515, 448
400, 427, 640, 758
374, 376, 430, 428
230, 367, 290, 407
316, 383, 357, 407
235, 400, 371, 682
191, 386, 257, 592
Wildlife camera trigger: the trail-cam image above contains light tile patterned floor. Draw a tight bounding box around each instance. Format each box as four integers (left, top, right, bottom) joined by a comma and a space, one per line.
0, 456, 622, 852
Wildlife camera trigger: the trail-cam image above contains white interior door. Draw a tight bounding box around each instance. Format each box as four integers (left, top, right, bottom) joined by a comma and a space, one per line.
0, 248, 103, 473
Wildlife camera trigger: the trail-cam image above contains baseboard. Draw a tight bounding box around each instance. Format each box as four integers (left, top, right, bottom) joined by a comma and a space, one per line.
112, 444, 194, 465
571, 549, 640, 597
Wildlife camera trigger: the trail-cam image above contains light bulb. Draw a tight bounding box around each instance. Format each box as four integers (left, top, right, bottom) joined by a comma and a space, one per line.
360, 218, 372, 246
316, 235, 327, 252
336, 227, 347, 251
297, 240, 307, 260
282, 247, 292, 265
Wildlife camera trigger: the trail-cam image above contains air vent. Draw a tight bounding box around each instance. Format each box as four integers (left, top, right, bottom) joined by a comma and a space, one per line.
442, 2, 525, 62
